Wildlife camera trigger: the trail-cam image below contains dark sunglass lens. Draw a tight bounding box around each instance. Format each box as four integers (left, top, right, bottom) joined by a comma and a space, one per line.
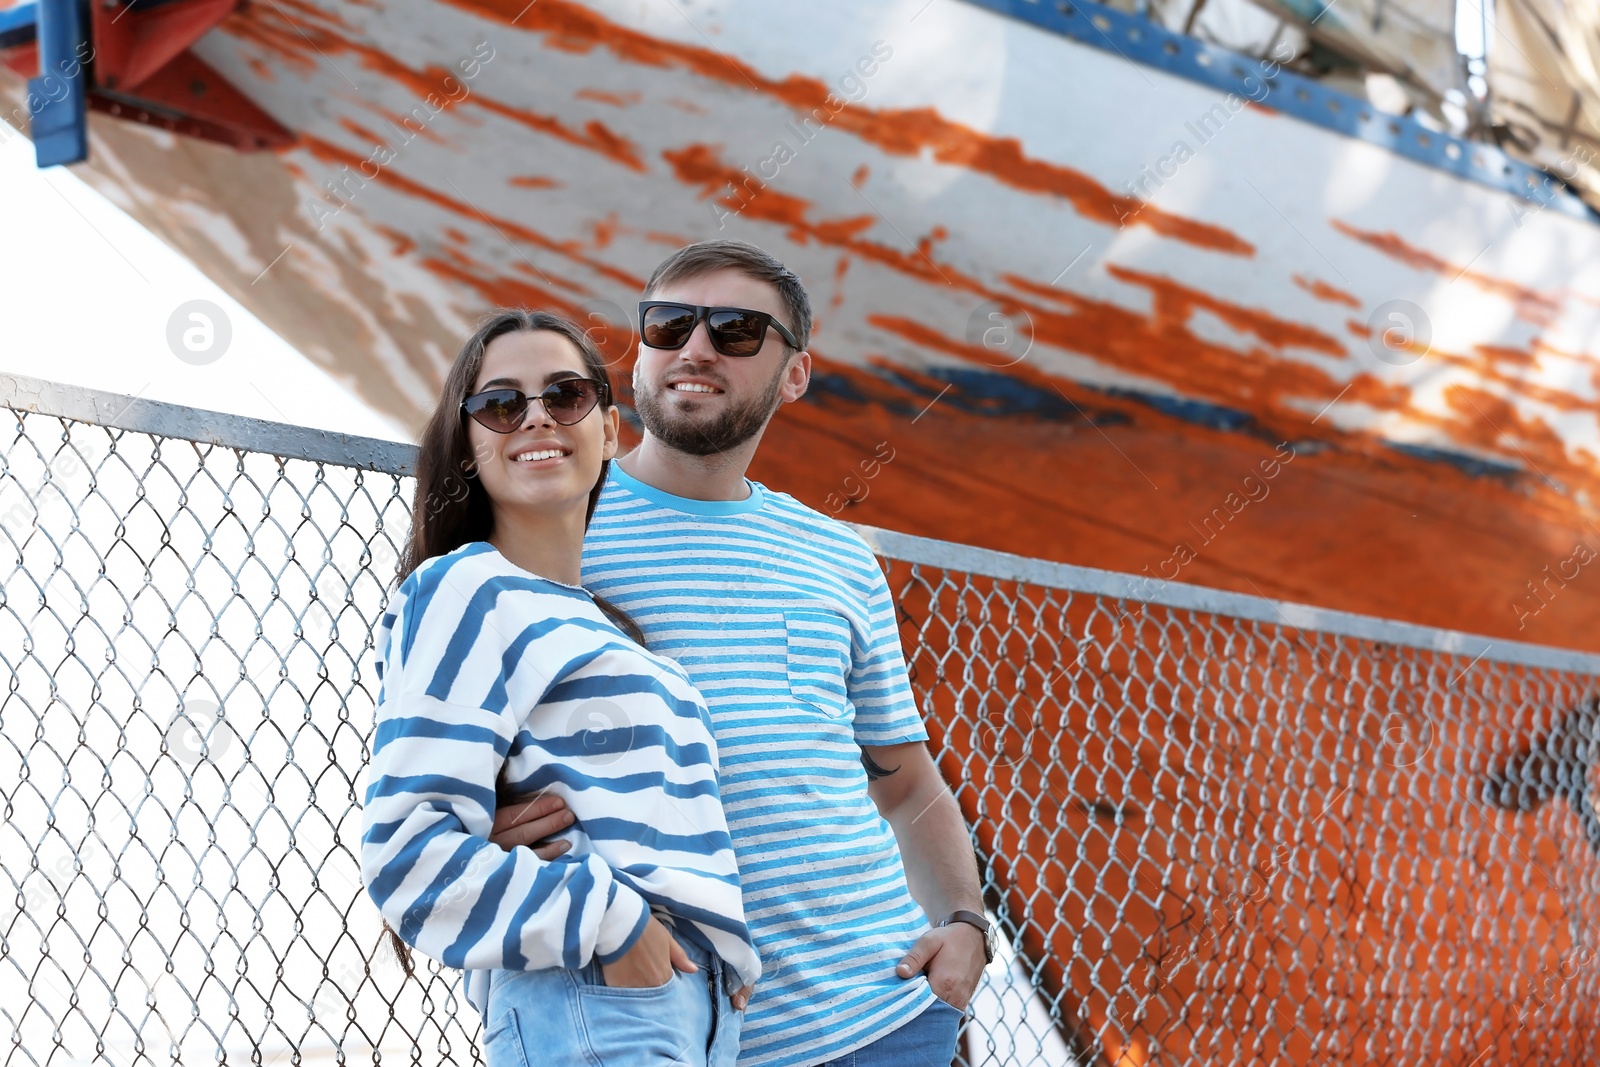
708, 310, 766, 356
544, 380, 589, 412
467, 390, 527, 431
543, 380, 601, 424
642, 305, 695, 349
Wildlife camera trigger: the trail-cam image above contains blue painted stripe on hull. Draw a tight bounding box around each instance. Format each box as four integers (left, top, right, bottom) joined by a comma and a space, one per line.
808, 362, 1528, 482
962, 0, 1598, 223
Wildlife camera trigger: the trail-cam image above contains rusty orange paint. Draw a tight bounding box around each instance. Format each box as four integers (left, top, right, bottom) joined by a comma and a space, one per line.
1417, 345, 1597, 416
870, 310, 1327, 446
236, 0, 472, 115
374, 225, 417, 257
470, 93, 646, 171
217, 8, 319, 76
558, 168, 1365, 471
343, 97, 455, 147
423, 254, 641, 374
930, 262, 1591, 513
441, 0, 1254, 255
225, 3, 644, 170
1292, 273, 1361, 308
336, 117, 393, 148
1339, 371, 1413, 410
508, 175, 562, 189
297, 133, 647, 291
575, 87, 640, 107
1330, 219, 1562, 328
564, 125, 1376, 450
733, 343, 1600, 773
742, 336, 1600, 641
591, 213, 620, 249
1446, 384, 1580, 474
664, 143, 816, 229
661, 142, 991, 292
296, 107, 1597, 575
1107, 265, 1347, 356
869, 287, 1599, 517
643, 229, 697, 248
829, 254, 852, 314
267, 0, 360, 32
1474, 344, 1540, 369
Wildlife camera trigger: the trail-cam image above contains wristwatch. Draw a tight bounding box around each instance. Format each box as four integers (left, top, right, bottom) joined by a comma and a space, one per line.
939, 909, 996, 965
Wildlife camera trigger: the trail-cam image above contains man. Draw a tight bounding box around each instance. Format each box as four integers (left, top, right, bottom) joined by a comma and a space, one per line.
491, 240, 990, 1066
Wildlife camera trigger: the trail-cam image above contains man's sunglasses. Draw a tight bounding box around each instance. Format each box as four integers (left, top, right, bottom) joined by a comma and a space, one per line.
638, 301, 799, 358
461, 378, 610, 433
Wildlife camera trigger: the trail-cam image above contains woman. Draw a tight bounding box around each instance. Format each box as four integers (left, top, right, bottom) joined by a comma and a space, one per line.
359, 309, 762, 1067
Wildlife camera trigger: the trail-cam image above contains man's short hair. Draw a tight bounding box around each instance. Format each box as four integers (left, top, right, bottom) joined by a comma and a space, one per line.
643, 240, 813, 352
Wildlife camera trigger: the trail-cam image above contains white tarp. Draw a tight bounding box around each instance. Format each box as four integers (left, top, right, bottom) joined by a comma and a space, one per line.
1246, 0, 1468, 106
1488, 0, 1600, 212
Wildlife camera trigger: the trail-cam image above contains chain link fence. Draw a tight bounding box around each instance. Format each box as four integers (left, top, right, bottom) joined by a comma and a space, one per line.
2, 373, 1597, 1066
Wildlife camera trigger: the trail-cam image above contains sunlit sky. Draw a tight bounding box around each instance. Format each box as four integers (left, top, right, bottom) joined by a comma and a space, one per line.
0, 133, 410, 443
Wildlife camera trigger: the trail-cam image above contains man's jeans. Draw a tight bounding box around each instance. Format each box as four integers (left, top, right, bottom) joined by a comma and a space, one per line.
813, 998, 963, 1067
483, 929, 741, 1066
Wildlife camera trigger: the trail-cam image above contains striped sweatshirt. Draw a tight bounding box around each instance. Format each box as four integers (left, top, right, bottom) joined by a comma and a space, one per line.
359, 541, 762, 1024
583, 465, 940, 1067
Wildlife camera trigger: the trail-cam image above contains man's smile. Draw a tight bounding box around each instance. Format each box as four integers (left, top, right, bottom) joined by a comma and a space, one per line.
667, 379, 724, 395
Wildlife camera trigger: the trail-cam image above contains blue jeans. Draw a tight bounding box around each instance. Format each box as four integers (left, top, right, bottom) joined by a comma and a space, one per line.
483, 928, 741, 1066
812, 998, 964, 1067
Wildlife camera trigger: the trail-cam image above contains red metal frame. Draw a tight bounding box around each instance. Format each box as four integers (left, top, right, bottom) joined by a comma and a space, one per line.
1, 0, 294, 153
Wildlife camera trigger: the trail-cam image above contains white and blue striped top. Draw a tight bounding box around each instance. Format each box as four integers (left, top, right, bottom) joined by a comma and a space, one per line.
583, 465, 941, 1067
359, 541, 763, 1026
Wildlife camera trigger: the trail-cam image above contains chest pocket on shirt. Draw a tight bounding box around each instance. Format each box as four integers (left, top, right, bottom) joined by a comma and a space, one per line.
784, 608, 853, 718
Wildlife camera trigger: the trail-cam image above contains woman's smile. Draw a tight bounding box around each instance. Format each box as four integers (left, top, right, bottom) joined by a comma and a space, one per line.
508, 444, 573, 466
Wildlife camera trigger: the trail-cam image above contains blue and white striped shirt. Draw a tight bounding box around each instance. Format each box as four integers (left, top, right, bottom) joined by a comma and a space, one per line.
583, 465, 940, 1067
359, 541, 762, 1025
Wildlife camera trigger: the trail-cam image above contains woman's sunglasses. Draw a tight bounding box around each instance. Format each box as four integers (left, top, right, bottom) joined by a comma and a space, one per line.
461, 378, 610, 433
638, 301, 800, 358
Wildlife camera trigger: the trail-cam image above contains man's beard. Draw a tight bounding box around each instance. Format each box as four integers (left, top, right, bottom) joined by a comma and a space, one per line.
632, 365, 786, 457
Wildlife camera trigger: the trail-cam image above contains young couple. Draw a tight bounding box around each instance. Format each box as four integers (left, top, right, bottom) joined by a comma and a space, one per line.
359, 240, 991, 1067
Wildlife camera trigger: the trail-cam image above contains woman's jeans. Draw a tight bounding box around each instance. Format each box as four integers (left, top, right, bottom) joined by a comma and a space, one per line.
483, 928, 741, 1067
811, 998, 964, 1067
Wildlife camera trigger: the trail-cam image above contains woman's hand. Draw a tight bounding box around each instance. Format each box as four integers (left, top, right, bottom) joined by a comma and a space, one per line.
601, 916, 698, 988
489, 790, 575, 860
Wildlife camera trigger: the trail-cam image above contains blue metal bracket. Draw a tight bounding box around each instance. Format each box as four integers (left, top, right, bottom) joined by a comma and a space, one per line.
27, 0, 89, 166
963, 0, 1598, 223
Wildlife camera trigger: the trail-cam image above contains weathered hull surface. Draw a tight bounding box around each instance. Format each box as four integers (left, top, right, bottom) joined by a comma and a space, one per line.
5, 0, 1600, 1062
4, 0, 1596, 647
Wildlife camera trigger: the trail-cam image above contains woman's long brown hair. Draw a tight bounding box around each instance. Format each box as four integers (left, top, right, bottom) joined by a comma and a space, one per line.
382, 309, 645, 975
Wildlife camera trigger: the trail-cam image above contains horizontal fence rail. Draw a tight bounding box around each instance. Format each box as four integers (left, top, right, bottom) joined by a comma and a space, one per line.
2, 373, 1597, 1066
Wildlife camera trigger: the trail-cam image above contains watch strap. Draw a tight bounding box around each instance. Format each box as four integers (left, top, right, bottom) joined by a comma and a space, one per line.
939, 909, 995, 963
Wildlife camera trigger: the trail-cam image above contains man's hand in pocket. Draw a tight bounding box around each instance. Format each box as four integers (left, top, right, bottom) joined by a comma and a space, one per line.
895, 924, 986, 1010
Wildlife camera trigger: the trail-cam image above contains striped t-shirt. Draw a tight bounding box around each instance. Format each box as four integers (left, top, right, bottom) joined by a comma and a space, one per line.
583, 464, 940, 1067
359, 541, 763, 1026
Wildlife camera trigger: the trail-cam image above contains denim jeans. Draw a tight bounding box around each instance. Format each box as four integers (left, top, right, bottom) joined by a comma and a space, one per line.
812, 998, 964, 1067
483, 927, 741, 1066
